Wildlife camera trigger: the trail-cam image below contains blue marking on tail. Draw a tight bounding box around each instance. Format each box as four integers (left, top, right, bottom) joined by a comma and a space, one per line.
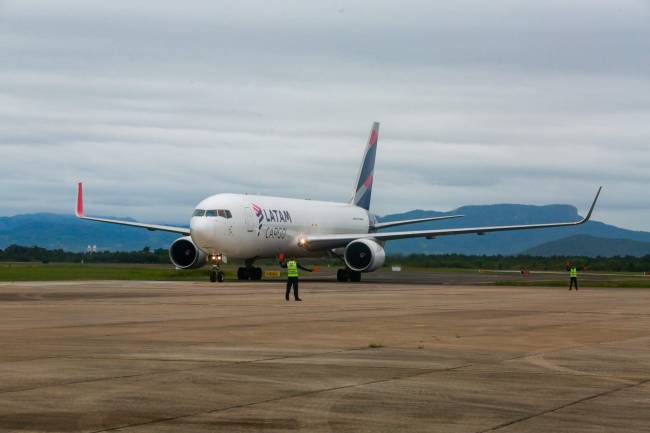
351, 122, 379, 211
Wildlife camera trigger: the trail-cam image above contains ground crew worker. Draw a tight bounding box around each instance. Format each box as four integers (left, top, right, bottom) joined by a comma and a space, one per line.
569, 265, 578, 291
282, 257, 313, 301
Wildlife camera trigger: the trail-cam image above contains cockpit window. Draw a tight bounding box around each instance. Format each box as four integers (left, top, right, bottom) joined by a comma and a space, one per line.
205, 209, 232, 219
192, 209, 205, 217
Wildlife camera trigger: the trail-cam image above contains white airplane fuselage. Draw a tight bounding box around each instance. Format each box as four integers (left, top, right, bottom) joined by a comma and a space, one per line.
190, 193, 372, 258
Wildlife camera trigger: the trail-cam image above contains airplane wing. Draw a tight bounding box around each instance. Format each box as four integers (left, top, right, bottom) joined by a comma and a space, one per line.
75, 183, 190, 235
371, 215, 463, 230
301, 187, 602, 251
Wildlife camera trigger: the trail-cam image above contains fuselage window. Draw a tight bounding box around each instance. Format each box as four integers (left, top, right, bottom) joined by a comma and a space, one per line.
205, 210, 218, 217
225, 210, 232, 219
193, 209, 205, 217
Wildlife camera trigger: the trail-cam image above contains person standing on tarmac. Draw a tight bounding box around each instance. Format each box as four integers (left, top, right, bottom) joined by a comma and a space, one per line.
568, 265, 579, 291
281, 256, 314, 301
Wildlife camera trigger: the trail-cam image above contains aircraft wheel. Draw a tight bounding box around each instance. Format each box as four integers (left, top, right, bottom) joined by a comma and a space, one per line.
337, 269, 349, 282
210, 270, 217, 283
349, 271, 362, 282
217, 271, 225, 283
253, 267, 263, 280
237, 267, 248, 280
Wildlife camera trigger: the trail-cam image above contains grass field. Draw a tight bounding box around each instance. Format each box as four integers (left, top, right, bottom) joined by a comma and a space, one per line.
0, 263, 230, 282
1, 262, 649, 287
490, 279, 650, 288
0, 263, 476, 282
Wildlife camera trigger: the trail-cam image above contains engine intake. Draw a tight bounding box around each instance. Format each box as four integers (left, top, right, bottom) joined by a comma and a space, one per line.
169, 236, 207, 269
344, 238, 386, 272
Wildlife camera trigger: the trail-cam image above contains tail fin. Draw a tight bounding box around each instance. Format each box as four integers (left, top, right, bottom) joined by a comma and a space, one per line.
351, 122, 379, 210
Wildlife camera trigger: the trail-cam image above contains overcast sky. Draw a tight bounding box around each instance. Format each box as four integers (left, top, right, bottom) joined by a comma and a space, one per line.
1, 0, 649, 229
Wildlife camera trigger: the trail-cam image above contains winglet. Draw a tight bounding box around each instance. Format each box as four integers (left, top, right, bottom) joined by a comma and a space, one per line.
76, 182, 84, 217
580, 186, 602, 223
71, 182, 191, 235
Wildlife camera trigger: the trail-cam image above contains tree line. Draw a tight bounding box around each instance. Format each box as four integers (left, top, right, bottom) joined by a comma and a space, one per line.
0, 245, 169, 264
1, 245, 649, 272
385, 254, 650, 272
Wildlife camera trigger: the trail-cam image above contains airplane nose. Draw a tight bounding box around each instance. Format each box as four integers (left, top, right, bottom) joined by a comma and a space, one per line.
190, 218, 216, 251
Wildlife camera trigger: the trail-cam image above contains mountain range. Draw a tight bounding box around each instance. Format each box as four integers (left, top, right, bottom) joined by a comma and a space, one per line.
1, 204, 649, 256
379, 204, 650, 256
522, 235, 650, 257
0, 213, 179, 252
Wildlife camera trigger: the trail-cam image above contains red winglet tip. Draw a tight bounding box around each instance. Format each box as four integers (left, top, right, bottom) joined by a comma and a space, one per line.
76, 182, 84, 217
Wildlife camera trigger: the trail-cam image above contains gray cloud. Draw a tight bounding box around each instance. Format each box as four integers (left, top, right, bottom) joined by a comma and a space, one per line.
1, 0, 649, 230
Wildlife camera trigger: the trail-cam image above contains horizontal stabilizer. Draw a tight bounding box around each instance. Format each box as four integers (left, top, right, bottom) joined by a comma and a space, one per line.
371, 215, 464, 230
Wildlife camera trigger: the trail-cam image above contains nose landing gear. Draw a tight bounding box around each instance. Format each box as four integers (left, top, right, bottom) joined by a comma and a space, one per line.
208, 253, 225, 283
210, 268, 225, 283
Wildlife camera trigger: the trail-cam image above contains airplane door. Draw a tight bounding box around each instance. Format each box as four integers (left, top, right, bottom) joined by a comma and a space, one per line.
243, 206, 256, 234
241, 205, 262, 256
225, 211, 234, 237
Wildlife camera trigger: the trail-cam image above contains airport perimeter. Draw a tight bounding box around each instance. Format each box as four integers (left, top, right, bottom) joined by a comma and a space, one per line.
1, 277, 649, 432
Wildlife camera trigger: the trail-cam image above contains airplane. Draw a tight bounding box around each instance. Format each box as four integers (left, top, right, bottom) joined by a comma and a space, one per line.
75, 122, 602, 283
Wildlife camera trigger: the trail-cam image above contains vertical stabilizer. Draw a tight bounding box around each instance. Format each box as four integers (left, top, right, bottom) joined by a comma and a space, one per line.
351, 122, 379, 210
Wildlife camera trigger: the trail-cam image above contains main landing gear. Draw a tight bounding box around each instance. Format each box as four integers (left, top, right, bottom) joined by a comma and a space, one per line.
337, 268, 361, 282
237, 267, 263, 280
329, 251, 361, 283
237, 259, 263, 281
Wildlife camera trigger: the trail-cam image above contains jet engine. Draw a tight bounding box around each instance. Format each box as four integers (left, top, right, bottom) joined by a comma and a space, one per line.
344, 238, 386, 272
169, 236, 207, 269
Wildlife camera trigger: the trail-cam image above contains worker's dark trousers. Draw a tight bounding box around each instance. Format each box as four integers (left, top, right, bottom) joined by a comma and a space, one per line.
286, 277, 299, 300
569, 277, 578, 290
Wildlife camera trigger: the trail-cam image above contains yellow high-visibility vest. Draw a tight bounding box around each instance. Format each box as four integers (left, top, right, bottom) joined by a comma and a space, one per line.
287, 260, 299, 277
570, 267, 577, 277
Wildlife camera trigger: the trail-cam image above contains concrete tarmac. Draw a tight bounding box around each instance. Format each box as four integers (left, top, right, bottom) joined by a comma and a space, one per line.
0, 279, 649, 432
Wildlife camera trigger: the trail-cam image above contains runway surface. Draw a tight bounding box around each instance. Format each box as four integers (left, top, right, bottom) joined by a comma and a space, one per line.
0, 279, 649, 432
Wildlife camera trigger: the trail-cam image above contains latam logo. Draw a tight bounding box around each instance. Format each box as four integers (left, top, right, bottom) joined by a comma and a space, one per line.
251, 203, 292, 237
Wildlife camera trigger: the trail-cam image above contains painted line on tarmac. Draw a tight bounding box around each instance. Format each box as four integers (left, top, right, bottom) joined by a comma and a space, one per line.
88, 362, 474, 433
477, 377, 650, 433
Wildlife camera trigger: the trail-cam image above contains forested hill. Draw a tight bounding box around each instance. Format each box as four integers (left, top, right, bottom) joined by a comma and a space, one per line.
1, 206, 649, 256
0, 213, 178, 251
522, 235, 650, 257
379, 204, 650, 256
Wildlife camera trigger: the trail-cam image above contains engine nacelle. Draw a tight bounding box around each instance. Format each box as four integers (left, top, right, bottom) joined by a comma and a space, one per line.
344, 239, 386, 272
169, 236, 207, 269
